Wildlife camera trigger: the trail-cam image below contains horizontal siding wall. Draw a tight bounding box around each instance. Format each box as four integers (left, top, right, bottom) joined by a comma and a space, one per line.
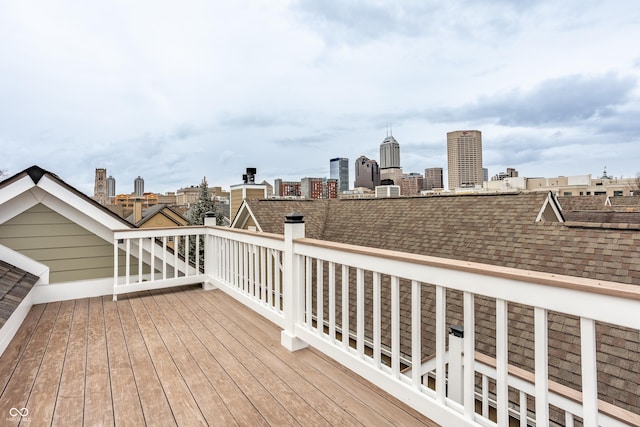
0, 203, 137, 283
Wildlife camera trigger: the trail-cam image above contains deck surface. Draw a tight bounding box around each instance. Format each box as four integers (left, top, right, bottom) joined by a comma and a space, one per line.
0, 286, 438, 426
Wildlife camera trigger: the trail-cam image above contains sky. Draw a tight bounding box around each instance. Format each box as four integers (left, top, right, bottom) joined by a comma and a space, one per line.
1, 0, 640, 195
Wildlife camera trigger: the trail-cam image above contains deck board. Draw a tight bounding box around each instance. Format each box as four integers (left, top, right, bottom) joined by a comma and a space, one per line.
0, 285, 439, 426
116, 294, 176, 426
84, 296, 114, 426
1, 302, 60, 425
26, 299, 74, 425
53, 298, 88, 427
103, 295, 146, 426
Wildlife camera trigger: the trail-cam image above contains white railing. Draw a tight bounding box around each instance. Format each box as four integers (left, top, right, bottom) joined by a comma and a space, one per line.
112, 219, 640, 427
113, 226, 208, 298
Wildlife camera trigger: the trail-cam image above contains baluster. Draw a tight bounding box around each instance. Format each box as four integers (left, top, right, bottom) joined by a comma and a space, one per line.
342, 265, 349, 350
305, 257, 312, 327
356, 268, 365, 358
435, 285, 446, 403
125, 238, 131, 285
185, 235, 189, 277
373, 272, 381, 369
150, 236, 155, 281
411, 280, 421, 388
162, 236, 167, 280
317, 259, 324, 335
138, 237, 143, 282
463, 291, 475, 418
391, 276, 400, 378
519, 391, 527, 427
496, 298, 509, 425
580, 317, 598, 427
173, 235, 179, 278
534, 307, 549, 425
328, 261, 336, 342
482, 374, 489, 417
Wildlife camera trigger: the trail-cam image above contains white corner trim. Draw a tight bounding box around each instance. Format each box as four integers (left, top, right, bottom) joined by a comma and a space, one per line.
0, 289, 35, 357
0, 244, 50, 285
31, 277, 113, 304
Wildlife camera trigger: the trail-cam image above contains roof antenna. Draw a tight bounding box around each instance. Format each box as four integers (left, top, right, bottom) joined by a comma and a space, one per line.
390, 124, 393, 136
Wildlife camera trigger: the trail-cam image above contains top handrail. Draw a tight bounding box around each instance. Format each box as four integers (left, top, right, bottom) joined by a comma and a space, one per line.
295, 237, 640, 301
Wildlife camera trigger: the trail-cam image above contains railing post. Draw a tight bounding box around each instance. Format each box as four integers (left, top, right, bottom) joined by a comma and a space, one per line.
281, 212, 309, 351
448, 325, 464, 404
202, 212, 217, 290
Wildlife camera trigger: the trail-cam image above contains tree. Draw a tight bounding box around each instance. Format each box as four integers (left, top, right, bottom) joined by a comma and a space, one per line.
187, 176, 216, 226
0, 169, 8, 180
630, 173, 640, 196
184, 177, 218, 266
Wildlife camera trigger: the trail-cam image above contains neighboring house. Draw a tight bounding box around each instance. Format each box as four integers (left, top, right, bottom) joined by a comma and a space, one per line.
126, 203, 188, 228
231, 192, 640, 418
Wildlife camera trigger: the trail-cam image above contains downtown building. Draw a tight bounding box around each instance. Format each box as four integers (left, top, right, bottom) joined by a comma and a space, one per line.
379, 134, 403, 186
329, 157, 349, 193
424, 167, 444, 191
353, 155, 380, 190
447, 130, 483, 190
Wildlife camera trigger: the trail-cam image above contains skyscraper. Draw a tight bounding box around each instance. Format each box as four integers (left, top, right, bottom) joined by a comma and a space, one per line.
330, 157, 349, 193
134, 176, 145, 196
424, 167, 444, 190
354, 155, 380, 190
447, 130, 483, 190
106, 175, 116, 204
94, 168, 107, 205
379, 134, 403, 185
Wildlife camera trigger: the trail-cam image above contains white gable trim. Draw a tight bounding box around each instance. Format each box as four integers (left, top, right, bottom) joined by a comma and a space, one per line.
0, 170, 132, 240
0, 174, 34, 206
535, 192, 564, 223
230, 200, 262, 231
0, 188, 40, 224
37, 174, 130, 231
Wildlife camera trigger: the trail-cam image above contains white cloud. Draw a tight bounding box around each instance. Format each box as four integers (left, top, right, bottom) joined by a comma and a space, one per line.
1, 0, 640, 193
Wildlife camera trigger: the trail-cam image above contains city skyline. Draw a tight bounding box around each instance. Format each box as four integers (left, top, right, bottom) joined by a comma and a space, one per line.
1, 1, 639, 194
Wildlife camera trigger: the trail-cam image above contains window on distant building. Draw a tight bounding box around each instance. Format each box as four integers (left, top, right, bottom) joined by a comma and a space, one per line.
614, 191, 624, 196
563, 192, 572, 196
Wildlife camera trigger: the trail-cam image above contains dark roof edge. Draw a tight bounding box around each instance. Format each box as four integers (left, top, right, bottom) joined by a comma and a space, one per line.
1, 165, 135, 228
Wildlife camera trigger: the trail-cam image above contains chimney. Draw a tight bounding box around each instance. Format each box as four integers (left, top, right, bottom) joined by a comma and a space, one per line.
133, 198, 143, 223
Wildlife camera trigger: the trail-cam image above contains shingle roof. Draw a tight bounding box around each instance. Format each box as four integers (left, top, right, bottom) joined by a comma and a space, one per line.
557, 195, 607, 211
246, 193, 640, 285
242, 193, 640, 416
609, 196, 640, 207
0, 261, 39, 328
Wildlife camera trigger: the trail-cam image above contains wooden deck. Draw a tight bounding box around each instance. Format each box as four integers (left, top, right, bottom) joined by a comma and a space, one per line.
0, 285, 438, 426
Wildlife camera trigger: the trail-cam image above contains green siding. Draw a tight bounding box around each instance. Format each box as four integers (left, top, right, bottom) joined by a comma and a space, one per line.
0, 203, 139, 283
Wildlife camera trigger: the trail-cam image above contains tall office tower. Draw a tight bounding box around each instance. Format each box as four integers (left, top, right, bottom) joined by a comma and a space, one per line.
379, 134, 403, 185
106, 175, 116, 205
330, 157, 349, 193
424, 168, 444, 190
94, 168, 107, 205
354, 155, 380, 189
447, 130, 483, 190
134, 176, 145, 196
